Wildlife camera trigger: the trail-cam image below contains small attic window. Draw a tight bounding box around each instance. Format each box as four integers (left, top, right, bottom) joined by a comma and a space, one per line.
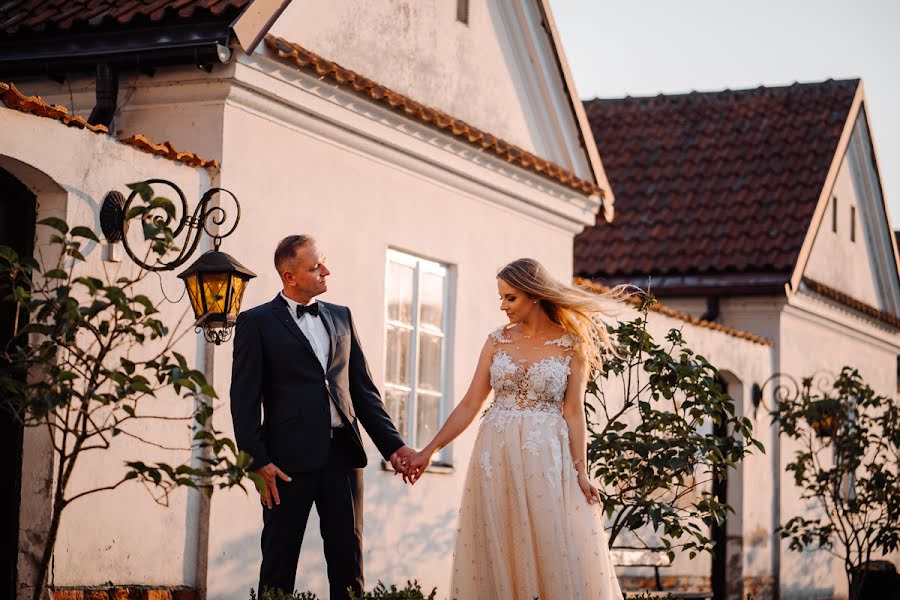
832, 196, 838, 233
851, 205, 857, 242
457, 0, 469, 24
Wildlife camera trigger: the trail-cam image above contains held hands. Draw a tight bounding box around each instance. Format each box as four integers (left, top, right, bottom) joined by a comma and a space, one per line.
389, 445, 434, 485
254, 462, 292, 509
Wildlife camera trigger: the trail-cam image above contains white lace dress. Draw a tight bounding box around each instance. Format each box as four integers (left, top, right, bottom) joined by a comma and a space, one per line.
449, 326, 623, 600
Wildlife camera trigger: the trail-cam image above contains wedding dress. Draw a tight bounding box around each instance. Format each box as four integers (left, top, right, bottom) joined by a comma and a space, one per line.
449, 325, 624, 600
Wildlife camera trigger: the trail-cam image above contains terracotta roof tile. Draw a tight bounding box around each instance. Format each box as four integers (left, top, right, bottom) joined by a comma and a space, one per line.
575, 277, 774, 346
0, 80, 108, 132
264, 35, 604, 199
802, 277, 900, 329
575, 80, 859, 289
121, 134, 219, 169
0, 0, 250, 34
0, 81, 218, 170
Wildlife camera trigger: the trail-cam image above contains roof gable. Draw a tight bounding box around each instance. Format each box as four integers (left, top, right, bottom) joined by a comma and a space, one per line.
575, 79, 859, 292
266, 0, 609, 214
801, 105, 900, 318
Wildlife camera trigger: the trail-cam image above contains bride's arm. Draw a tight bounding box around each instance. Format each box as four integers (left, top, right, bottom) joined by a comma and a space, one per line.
405, 337, 495, 482
562, 351, 601, 505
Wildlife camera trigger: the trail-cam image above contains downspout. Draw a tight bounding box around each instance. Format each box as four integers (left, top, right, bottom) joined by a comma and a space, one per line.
700, 296, 720, 322
87, 63, 119, 128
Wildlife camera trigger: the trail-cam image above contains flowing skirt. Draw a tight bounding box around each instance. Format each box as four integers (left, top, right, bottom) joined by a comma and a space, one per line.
450, 407, 624, 600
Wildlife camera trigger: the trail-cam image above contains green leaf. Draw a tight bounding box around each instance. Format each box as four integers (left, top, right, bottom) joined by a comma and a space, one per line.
70, 226, 100, 243
38, 217, 68, 234
127, 181, 154, 203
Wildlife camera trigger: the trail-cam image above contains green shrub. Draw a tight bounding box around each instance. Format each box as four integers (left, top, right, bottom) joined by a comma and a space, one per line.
250, 581, 437, 600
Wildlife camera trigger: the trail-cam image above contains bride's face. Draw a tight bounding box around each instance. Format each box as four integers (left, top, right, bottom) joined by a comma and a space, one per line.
497, 278, 536, 323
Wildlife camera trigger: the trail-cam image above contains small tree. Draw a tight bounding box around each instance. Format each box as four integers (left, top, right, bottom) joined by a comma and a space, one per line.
773, 367, 900, 600
586, 294, 763, 560
0, 210, 252, 600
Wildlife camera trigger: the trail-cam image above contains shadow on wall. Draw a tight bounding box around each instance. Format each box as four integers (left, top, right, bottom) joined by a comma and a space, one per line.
363, 470, 458, 584
780, 546, 837, 599
212, 530, 264, 597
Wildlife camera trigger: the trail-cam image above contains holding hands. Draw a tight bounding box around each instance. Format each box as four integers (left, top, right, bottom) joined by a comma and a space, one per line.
390, 445, 434, 484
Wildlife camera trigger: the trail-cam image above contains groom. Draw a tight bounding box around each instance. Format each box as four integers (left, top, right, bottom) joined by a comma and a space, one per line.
230, 234, 415, 599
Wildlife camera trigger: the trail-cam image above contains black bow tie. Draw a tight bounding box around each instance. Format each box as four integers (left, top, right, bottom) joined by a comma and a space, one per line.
296, 302, 319, 318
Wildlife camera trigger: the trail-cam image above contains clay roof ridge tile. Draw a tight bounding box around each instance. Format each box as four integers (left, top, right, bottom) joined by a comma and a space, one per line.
263, 34, 602, 198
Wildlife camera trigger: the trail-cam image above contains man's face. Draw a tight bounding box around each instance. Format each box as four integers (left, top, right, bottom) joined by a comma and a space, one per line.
282, 244, 330, 300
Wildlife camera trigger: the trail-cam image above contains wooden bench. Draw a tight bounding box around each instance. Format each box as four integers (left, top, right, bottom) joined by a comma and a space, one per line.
611, 547, 712, 600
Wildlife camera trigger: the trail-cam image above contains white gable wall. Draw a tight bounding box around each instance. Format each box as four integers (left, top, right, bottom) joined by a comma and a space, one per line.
267, 0, 593, 178
804, 111, 900, 312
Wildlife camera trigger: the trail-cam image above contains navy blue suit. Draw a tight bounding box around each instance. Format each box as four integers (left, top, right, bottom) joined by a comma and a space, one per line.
230, 295, 404, 598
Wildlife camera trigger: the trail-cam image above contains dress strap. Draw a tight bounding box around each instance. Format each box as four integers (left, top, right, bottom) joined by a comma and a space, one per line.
489, 327, 513, 344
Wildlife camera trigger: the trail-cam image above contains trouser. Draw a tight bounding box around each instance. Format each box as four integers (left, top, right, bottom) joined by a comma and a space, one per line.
259, 429, 364, 600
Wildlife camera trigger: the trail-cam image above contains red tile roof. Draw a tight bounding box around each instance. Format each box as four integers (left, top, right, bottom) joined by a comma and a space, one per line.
575, 80, 859, 291
0, 80, 108, 132
802, 277, 900, 329
575, 278, 773, 346
265, 35, 604, 199
1, 81, 218, 169
0, 0, 251, 35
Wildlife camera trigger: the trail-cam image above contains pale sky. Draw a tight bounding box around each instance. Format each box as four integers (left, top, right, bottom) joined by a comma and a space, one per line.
549, 0, 900, 225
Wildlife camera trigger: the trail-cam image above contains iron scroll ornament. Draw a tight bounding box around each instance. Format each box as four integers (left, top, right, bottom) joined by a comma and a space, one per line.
100, 179, 241, 270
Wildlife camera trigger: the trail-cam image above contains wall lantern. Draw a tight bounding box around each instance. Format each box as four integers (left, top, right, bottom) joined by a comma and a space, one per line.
100, 179, 255, 344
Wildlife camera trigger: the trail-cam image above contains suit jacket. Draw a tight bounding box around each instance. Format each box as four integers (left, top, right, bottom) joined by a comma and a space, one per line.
230, 295, 405, 472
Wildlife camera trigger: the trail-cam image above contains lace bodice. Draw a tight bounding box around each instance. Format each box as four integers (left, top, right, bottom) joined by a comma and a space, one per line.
487, 326, 574, 412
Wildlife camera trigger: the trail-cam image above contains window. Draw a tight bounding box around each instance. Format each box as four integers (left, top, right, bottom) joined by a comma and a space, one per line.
384, 249, 452, 463
832, 196, 838, 233
850, 205, 856, 242
456, 0, 469, 24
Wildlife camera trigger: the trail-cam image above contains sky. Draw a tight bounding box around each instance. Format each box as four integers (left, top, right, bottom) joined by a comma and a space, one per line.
549, 0, 900, 224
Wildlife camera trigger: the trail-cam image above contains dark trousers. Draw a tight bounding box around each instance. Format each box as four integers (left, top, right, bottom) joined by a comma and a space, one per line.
259, 429, 364, 600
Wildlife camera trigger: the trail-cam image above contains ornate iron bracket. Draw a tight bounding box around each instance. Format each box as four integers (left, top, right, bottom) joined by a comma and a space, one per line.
100, 179, 241, 272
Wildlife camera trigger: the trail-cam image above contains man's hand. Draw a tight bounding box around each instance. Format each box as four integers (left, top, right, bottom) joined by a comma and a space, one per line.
254, 462, 292, 509
389, 446, 416, 483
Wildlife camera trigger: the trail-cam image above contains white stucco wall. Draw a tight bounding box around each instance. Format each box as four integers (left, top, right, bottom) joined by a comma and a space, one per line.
805, 145, 881, 307
1, 106, 213, 597
267, 0, 582, 171
775, 298, 900, 600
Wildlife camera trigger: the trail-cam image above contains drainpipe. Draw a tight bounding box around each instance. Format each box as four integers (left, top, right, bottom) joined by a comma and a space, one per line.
87, 63, 119, 128
700, 296, 720, 322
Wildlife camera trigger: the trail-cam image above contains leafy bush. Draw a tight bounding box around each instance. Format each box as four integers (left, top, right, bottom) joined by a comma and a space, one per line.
773, 367, 900, 600
0, 215, 252, 600
251, 580, 436, 600
587, 294, 763, 558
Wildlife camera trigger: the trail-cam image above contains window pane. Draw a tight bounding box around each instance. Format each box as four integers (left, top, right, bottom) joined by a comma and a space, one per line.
385, 325, 411, 386
417, 332, 443, 392
385, 388, 409, 440
419, 271, 445, 329
387, 261, 414, 323
416, 392, 441, 449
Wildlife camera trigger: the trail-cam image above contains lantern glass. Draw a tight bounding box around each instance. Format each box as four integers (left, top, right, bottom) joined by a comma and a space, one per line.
178, 250, 256, 337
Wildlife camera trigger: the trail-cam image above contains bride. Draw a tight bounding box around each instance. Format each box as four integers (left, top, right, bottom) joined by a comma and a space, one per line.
403, 258, 624, 600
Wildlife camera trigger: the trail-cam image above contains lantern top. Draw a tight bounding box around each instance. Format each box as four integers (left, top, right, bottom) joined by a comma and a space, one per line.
177, 250, 256, 281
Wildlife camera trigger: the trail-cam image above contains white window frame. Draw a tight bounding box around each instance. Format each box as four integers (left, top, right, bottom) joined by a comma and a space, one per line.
384, 249, 454, 466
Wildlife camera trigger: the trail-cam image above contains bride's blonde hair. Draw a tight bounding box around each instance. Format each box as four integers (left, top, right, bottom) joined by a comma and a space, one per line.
497, 258, 628, 371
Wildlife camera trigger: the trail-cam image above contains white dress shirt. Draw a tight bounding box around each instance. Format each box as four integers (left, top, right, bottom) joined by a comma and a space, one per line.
280, 292, 342, 428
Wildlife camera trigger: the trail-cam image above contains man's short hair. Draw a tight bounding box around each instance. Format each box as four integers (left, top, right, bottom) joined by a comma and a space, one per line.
274, 234, 315, 273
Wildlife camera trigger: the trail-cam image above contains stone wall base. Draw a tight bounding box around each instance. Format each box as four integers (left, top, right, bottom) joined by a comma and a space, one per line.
619, 574, 711, 592
743, 575, 777, 600
51, 587, 196, 600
